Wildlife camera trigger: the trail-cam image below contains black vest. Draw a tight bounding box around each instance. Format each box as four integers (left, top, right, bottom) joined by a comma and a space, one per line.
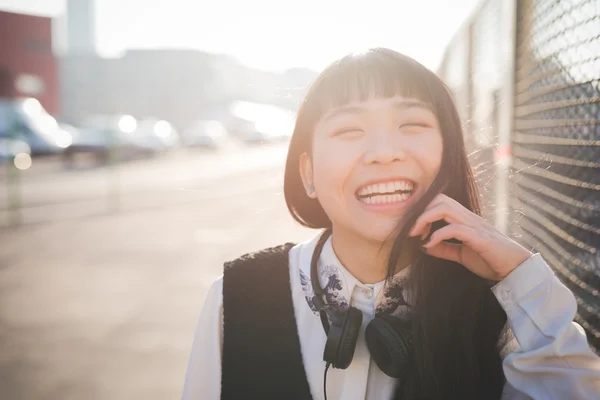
221, 243, 313, 400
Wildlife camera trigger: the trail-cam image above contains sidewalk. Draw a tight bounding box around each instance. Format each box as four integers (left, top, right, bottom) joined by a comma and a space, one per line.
0, 166, 313, 400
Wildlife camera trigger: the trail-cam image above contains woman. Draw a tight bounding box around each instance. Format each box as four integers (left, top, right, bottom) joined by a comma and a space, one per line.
182, 48, 600, 400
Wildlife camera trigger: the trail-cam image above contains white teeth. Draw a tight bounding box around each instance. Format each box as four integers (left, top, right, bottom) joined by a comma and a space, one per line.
360, 192, 411, 204
357, 180, 414, 197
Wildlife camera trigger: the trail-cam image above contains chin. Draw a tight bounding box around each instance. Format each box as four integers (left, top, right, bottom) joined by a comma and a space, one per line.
356, 224, 401, 245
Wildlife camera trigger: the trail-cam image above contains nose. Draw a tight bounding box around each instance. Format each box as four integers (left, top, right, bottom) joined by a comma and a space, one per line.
363, 131, 407, 165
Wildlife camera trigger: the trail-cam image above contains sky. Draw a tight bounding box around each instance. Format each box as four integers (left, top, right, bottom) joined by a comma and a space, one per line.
0, 0, 481, 73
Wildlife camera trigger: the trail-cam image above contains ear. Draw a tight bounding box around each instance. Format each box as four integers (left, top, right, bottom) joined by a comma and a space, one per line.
299, 152, 317, 198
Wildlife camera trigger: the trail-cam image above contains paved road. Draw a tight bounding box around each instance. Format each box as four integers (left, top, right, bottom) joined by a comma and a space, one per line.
0, 146, 314, 400
0, 144, 290, 226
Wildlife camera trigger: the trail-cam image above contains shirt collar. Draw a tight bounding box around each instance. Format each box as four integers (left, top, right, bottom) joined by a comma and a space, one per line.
298, 233, 412, 318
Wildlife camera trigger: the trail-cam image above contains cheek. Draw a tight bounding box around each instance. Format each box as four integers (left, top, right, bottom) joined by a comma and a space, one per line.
410, 132, 443, 182
311, 141, 357, 194
312, 149, 346, 190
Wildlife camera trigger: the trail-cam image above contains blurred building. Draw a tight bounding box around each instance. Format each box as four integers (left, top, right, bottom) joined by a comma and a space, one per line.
60, 49, 233, 128
0, 10, 58, 114
56, 0, 316, 129
66, 0, 96, 55
59, 49, 317, 129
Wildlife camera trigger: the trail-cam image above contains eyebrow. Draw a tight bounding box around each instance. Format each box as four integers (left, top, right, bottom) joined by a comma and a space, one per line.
322, 99, 433, 123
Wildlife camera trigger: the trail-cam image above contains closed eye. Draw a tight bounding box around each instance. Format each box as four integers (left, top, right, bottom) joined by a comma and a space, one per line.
399, 122, 432, 131
331, 127, 364, 138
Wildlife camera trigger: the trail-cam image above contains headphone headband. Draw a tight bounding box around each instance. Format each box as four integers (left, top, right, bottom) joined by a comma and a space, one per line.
310, 229, 333, 304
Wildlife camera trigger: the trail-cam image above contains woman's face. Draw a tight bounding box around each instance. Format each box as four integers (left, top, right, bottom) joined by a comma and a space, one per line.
301, 95, 444, 243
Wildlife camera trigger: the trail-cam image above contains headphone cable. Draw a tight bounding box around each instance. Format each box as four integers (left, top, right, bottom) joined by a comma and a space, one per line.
323, 362, 331, 400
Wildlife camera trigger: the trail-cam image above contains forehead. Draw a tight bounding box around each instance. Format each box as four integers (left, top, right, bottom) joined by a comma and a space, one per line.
320, 96, 434, 123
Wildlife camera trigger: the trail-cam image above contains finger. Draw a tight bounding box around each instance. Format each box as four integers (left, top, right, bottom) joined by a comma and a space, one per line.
411, 222, 432, 241
409, 194, 474, 237
420, 223, 432, 240
409, 203, 462, 237
423, 223, 477, 249
421, 241, 462, 264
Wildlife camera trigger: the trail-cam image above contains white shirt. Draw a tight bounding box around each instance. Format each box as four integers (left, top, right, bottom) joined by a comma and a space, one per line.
182, 233, 600, 399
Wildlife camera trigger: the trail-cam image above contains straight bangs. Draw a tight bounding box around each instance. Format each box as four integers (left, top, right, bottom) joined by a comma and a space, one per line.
302, 49, 440, 129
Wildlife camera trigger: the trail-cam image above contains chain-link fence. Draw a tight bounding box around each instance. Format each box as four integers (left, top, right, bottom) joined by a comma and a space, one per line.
512, 0, 600, 351
439, 0, 600, 352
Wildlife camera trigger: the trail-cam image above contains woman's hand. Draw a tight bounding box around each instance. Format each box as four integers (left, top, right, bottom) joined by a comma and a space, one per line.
408, 194, 533, 281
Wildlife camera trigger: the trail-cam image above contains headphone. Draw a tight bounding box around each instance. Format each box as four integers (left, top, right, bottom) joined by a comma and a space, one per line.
310, 230, 414, 379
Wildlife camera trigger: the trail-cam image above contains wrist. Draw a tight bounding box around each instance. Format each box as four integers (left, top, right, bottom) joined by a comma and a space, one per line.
497, 249, 535, 280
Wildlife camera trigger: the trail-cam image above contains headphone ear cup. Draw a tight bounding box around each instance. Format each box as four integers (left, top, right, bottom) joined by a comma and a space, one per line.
321, 306, 363, 369
365, 313, 414, 378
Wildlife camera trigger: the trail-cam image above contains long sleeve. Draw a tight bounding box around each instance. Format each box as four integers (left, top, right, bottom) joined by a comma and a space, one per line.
181, 278, 223, 400
493, 254, 600, 399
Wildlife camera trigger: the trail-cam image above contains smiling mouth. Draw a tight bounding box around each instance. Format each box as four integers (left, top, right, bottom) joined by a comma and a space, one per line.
355, 180, 416, 205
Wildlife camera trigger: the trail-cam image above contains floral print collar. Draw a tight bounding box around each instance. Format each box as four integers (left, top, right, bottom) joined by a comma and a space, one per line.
298, 235, 412, 319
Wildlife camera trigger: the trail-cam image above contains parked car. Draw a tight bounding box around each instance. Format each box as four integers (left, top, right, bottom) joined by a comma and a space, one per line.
61, 123, 111, 166
132, 118, 181, 154
234, 118, 294, 145
228, 100, 295, 145
0, 137, 30, 162
64, 114, 145, 166
239, 129, 276, 145
182, 120, 228, 149
0, 97, 71, 156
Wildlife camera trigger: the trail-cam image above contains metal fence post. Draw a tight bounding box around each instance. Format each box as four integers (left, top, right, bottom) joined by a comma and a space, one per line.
106, 127, 120, 213
5, 156, 22, 225
5, 121, 23, 225
495, 0, 518, 235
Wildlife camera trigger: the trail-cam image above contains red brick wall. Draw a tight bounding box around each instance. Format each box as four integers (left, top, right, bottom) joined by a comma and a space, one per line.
0, 11, 58, 114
